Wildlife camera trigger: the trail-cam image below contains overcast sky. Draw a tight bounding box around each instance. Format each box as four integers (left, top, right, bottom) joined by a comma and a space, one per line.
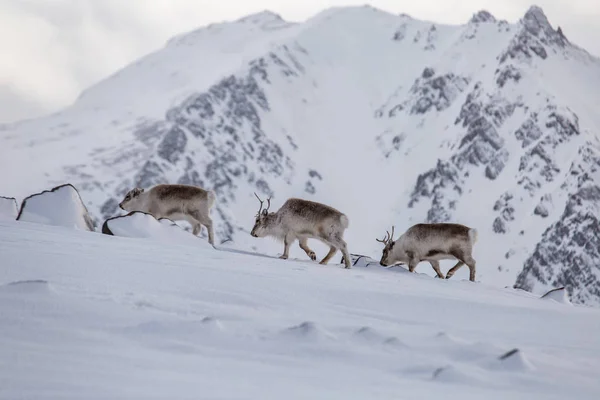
1, 0, 598, 123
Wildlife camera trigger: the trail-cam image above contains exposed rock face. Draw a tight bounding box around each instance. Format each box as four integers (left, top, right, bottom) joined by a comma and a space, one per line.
407, 72, 470, 115
469, 10, 496, 24
499, 6, 567, 64
408, 160, 463, 222
515, 185, 600, 305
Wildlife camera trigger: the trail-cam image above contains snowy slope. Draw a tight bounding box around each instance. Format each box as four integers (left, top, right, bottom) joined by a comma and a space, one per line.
1, 5, 600, 303
2, 220, 600, 399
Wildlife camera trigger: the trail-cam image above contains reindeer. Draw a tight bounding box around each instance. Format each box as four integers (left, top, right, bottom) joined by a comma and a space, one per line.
376, 223, 478, 282
250, 193, 352, 269
118, 184, 216, 245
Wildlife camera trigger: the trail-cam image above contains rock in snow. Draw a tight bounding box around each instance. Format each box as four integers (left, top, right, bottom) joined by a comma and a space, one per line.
16, 184, 95, 231
540, 287, 572, 305
0, 196, 18, 221
102, 211, 213, 248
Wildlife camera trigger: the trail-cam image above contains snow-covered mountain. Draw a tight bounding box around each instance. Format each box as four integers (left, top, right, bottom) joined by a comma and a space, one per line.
1, 5, 600, 304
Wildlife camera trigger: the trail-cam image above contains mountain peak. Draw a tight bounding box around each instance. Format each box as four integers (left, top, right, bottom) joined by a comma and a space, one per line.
236, 10, 285, 24
469, 10, 496, 24
522, 5, 552, 32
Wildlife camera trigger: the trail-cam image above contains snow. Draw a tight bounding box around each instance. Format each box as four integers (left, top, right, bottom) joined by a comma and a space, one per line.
0, 196, 18, 221
101, 211, 213, 248
1, 220, 599, 399
16, 184, 95, 231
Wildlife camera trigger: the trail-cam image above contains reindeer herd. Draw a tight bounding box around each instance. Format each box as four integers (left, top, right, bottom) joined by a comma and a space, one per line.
118, 183, 478, 282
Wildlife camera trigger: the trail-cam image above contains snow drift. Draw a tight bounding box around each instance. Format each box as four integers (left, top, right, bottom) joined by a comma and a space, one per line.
0, 196, 18, 221
1, 219, 599, 399
16, 184, 95, 231
102, 211, 213, 248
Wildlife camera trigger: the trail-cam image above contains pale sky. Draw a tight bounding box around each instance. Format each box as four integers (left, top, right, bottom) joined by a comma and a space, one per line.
1, 0, 598, 123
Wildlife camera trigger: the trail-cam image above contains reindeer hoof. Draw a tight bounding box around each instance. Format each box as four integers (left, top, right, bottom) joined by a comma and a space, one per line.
279, 255, 288, 260
308, 251, 316, 261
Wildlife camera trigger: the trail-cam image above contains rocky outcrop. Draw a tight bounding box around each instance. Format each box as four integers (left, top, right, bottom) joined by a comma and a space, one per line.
499, 6, 568, 64
16, 184, 95, 231
407, 70, 470, 115
469, 10, 496, 24
0, 196, 18, 221
408, 160, 463, 222
515, 185, 600, 305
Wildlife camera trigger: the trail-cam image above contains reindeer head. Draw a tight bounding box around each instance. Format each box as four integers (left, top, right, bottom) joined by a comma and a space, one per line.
250, 192, 274, 237
376, 226, 396, 266
119, 187, 145, 211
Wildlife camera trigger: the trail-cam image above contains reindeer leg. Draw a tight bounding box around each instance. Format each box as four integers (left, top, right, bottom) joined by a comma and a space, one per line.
336, 237, 352, 269
319, 246, 337, 265
321, 233, 351, 268
191, 211, 215, 246
406, 251, 419, 273
429, 260, 444, 278
280, 234, 294, 260
204, 217, 215, 246
192, 222, 202, 236
464, 256, 477, 282
447, 248, 476, 282
445, 261, 464, 280
298, 237, 316, 261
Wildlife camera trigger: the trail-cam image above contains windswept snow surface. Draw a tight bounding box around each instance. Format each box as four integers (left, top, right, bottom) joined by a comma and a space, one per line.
1, 220, 599, 399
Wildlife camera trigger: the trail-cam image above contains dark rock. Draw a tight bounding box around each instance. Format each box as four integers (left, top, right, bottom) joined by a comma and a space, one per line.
408, 160, 463, 222
515, 116, 543, 147
157, 126, 187, 163
422, 67, 435, 78
496, 65, 522, 88
308, 170, 322, 180
533, 193, 552, 217
493, 217, 507, 233
407, 73, 470, 115
469, 10, 496, 24
305, 181, 316, 194
515, 185, 600, 305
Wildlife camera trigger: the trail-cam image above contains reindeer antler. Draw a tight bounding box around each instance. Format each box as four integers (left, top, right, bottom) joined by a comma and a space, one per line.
254, 192, 272, 215
254, 192, 264, 215
376, 226, 396, 245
